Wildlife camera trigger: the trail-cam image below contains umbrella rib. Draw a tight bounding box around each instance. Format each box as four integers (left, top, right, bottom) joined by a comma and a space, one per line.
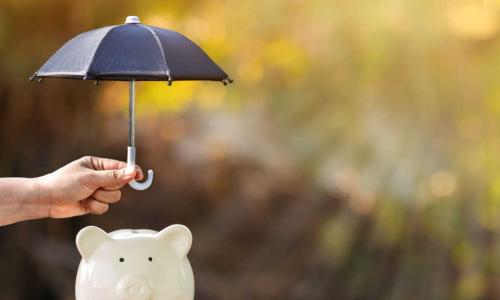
137, 24, 172, 81
83, 25, 119, 79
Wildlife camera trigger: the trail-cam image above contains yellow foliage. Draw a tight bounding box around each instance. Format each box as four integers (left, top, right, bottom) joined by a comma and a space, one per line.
447, 3, 500, 40
264, 38, 308, 78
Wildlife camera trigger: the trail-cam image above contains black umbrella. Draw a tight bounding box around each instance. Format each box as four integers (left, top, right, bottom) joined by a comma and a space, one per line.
31, 16, 232, 190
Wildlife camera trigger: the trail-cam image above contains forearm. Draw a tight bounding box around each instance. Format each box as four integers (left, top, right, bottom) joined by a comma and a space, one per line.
0, 177, 49, 226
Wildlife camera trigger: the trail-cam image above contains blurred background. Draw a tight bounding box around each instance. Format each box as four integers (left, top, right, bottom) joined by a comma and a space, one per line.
1, 0, 500, 299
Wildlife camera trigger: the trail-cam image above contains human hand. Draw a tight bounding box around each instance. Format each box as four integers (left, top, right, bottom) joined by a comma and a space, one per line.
36, 156, 143, 218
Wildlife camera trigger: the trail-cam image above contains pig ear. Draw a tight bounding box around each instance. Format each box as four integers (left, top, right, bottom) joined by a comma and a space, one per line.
156, 225, 192, 258
76, 226, 111, 259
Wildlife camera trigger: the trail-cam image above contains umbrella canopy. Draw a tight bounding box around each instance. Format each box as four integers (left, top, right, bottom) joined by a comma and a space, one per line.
32, 16, 231, 84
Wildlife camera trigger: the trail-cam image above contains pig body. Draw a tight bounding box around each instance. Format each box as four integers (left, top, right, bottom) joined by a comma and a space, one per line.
75, 225, 194, 300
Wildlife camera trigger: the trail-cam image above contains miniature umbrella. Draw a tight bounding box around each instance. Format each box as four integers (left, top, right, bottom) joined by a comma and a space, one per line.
32, 16, 232, 191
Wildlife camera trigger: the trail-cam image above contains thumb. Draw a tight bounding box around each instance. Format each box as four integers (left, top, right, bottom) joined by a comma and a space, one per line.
89, 166, 136, 188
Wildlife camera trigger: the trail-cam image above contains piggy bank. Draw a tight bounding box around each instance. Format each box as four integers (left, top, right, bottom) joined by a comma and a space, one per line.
75, 225, 194, 300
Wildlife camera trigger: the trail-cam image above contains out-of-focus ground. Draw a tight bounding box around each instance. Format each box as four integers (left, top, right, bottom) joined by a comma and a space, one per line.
2, 0, 500, 299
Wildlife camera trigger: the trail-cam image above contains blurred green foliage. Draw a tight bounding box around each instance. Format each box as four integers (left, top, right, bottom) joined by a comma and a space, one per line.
2, 0, 500, 299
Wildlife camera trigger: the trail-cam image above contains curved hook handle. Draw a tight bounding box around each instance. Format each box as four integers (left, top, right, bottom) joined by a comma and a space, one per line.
129, 169, 154, 190
127, 147, 154, 190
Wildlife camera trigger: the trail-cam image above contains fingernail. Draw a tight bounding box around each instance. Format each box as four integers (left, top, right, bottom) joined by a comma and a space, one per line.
123, 166, 136, 177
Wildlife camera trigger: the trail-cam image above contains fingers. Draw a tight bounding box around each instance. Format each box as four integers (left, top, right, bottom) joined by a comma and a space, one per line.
80, 155, 144, 178
81, 189, 122, 216
84, 199, 110, 215
80, 156, 128, 171
87, 167, 137, 188
91, 189, 121, 203
93, 165, 144, 191
134, 165, 144, 181
86, 155, 145, 180
71, 156, 147, 217
80, 155, 144, 189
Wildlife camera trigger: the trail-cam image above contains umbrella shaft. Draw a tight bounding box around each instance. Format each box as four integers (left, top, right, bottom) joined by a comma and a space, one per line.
129, 79, 135, 147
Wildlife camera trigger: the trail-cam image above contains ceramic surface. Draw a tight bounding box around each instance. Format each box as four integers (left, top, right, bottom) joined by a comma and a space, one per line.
75, 225, 194, 300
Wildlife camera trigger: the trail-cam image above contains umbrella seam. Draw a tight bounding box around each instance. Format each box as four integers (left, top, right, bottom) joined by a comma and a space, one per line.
84, 25, 119, 79
137, 24, 172, 80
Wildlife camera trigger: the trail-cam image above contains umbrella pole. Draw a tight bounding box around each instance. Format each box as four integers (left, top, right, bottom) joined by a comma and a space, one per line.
127, 79, 154, 190
129, 79, 135, 148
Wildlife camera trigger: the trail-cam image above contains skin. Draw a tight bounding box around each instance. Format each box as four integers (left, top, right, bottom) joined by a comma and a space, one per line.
0, 156, 144, 226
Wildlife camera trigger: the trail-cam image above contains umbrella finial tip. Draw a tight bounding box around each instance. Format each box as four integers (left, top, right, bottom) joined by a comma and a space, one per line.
125, 16, 141, 24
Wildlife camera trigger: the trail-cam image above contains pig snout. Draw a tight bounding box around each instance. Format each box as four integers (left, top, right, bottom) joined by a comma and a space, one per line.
115, 274, 153, 300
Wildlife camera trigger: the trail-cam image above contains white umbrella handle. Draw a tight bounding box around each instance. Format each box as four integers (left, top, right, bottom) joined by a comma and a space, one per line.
127, 146, 154, 190
127, 80, 153, 191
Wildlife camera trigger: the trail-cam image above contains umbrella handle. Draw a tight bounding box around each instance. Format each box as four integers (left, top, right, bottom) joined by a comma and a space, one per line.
127, 146, 154, 190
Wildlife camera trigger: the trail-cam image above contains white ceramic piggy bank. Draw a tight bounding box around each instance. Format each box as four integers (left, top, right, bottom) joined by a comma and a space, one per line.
75, 225, 194, 300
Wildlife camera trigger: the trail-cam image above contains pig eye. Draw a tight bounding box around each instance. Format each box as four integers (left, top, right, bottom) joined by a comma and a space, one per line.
119, 258, 125, 262
148, 257, 153, 262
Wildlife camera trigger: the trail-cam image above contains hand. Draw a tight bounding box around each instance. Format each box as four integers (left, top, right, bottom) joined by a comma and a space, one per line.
36, 156, 143, 218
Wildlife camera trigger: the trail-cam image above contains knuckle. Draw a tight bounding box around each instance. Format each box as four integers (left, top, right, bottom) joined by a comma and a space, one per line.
81, 156, 93, 165
81, 155, 92, 162
81, 156, 100, 170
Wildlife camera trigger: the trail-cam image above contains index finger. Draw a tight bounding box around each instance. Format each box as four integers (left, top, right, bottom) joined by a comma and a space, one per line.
133, 164, 144, 181
80, 156, 127, 171
101, 165, 144, 191
81, 156, 144, 181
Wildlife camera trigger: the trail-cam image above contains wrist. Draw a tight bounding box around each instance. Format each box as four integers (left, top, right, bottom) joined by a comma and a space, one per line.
30, 175, 52, 219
